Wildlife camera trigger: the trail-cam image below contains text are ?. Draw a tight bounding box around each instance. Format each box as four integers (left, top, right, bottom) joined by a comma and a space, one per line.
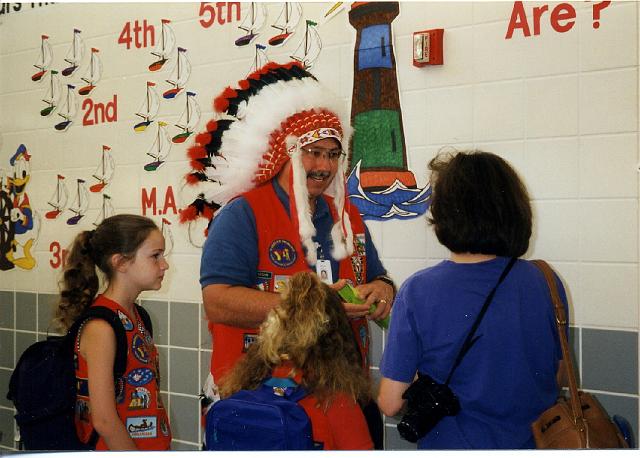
505, 1, 611, 39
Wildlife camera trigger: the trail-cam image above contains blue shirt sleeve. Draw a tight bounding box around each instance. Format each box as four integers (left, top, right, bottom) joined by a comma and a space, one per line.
199, 197, 259, 288
364, 223, 386, 282
379, 280, 420, 383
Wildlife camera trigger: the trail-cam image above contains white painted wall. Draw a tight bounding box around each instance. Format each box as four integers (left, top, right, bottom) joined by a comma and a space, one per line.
1, 1, 638, 449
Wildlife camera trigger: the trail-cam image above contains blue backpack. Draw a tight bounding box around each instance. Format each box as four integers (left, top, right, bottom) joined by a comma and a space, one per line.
205, 382, 319, 450
6, 305, 152, 450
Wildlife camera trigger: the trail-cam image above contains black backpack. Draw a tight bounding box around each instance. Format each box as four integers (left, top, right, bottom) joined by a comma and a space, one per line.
6, 304, 152, 450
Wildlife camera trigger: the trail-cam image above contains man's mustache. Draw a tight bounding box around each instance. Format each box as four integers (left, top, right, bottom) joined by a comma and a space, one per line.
307, 171, 331, 179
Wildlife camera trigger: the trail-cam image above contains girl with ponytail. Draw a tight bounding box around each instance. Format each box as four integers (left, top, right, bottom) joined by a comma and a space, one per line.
53, 214, 171, 450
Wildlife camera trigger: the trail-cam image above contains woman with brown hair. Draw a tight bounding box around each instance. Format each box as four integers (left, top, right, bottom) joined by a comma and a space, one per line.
378, 150, 568, 449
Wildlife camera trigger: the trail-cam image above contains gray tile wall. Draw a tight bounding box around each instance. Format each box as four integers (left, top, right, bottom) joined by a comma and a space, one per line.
0, 290, 638, 451
582, 329, 638, 394
14, 293, 36, 332
0, 292, 14, 329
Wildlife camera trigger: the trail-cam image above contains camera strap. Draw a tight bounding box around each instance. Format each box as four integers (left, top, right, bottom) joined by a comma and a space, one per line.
444, 256, 516, 385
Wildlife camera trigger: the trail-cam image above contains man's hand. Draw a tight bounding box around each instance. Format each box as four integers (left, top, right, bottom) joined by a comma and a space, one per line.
356, 279, 394, 321
330, 279, 370, 318
331, 278, 393, 320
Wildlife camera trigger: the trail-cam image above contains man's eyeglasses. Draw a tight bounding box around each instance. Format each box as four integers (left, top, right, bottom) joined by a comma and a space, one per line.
301, 147, 345, 162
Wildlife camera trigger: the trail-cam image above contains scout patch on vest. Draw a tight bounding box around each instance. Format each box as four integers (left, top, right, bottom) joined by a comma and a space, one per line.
75, 398, 90, 423
132, 334, 150, 364
269, 239, 297, 267
351, 256, 364, 285
243, 333, 258, 352
257, 270, 273, 291
274, 274, 290, 293
127, 416, 157, 438
127, 368, 154, 387
354, 233, 366, 256
129, 386, 151, 410
118, 310, 134, 331
76, 377, 89, 397
350, 232, 366, 284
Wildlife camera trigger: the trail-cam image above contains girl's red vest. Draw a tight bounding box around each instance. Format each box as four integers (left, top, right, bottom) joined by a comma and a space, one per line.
209, 183, 371, 382
74, 295, 171, 450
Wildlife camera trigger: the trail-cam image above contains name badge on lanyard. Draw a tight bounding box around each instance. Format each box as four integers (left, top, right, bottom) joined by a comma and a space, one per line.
316, 259, 332, 284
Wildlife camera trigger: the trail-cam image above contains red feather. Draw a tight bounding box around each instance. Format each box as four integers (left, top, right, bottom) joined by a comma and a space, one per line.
195, 132, 212, 146
213, 87, 237, 112
202, 206, 215, 220
187, 146, 207, 160
247, 70, 261, 80
190, 159, 205, 171
206, 120, 218, 131
185, 173, 201, 185
214, 95, 230, 113
179, 205, 198, 223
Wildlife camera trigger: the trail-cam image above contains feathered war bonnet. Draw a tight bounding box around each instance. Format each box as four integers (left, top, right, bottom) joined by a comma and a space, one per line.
182, 61, 353, 264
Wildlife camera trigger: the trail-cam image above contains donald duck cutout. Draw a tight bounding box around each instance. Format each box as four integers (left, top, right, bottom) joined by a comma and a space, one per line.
1, 144, 37, 270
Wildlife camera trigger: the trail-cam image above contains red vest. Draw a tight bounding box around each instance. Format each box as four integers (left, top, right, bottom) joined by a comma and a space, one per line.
75, 295, 171, 450
210, 183, 370, 382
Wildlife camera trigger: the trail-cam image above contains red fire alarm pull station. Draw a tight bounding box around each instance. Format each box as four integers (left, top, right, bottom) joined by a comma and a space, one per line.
413, 28, 444, 67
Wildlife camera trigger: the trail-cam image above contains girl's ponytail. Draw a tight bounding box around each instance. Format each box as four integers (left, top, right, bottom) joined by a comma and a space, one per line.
53, 230, 99, 331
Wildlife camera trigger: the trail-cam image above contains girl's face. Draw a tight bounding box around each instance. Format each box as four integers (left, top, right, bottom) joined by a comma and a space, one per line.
127, 229, 169, 291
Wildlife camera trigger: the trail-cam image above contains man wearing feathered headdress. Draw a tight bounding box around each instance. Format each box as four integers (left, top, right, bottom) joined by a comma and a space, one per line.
182, 62, 395, 448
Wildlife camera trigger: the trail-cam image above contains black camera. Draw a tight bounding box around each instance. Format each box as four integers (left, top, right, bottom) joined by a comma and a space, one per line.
397, 373, 461, 443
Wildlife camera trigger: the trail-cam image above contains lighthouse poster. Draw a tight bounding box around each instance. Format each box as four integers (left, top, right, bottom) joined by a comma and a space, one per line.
347, 1, 431, 221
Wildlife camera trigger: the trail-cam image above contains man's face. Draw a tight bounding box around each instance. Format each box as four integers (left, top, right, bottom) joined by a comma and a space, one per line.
300, 137, 341, 199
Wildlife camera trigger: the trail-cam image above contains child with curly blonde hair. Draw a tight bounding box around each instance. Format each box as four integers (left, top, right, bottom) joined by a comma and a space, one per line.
220, 271, 373, 450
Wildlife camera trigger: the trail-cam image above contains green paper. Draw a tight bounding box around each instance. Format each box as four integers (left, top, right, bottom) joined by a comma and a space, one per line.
338, 284, 390, 330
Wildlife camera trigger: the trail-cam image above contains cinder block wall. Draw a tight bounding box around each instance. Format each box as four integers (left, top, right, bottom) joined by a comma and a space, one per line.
0, 1, 638, 450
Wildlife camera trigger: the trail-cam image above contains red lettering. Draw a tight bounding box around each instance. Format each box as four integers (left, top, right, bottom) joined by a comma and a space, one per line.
532, 5, 548, 36
199, 2, 215, 28
141, 187, 157, 215
162, 186, 178, 215
505, 1, 530, 39
199, 2, 241, 28
228, 2, 241, 22
118, 21, 132, 49
550, 3, 576, 33
82, 98, 94, 126
49, 241, 68, 269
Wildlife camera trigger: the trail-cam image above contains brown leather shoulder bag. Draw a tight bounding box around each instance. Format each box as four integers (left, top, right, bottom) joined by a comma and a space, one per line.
530, 260, 628, 449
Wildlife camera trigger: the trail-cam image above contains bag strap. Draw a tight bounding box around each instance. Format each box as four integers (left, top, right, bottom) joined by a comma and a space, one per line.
67, 306, 130, 448
69, 306, 128, 379
531, 260, 583, 424
445, 257, 517, 385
